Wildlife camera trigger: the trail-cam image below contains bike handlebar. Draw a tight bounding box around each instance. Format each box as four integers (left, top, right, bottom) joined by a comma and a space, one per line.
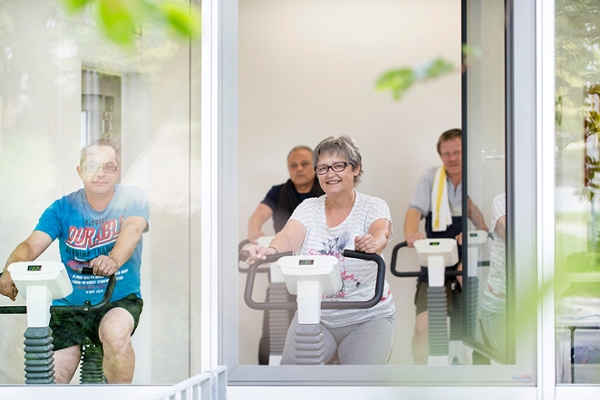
0, 267, 116, 315
389, 241, 489, 279
244, 250, 387, 311
238, 239, 250, 261
238, 239, 275, 273
390, 241, 461, 278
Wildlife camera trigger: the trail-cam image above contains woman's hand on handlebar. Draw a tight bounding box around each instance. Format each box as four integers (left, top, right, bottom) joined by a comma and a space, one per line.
354, 234, 379, 254
89, 255, 119, 276
245, 244, 277, 265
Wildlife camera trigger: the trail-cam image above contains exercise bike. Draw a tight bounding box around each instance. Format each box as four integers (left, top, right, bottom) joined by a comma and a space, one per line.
239, 236, 294, 366
243, 249, 386, 365
390, 231, 488, 365
0, 262, 115, 384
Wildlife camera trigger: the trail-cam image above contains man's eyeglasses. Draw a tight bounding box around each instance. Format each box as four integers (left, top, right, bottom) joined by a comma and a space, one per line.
82, 163, 118, 174
314, 162, 351, 175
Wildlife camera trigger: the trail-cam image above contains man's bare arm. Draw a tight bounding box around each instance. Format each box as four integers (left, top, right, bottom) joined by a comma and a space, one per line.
0, 231, 53, 301
404, 208, 424, 247
467, 198, 489, 232
90, 216, 147, 276
248, 203, 274, 243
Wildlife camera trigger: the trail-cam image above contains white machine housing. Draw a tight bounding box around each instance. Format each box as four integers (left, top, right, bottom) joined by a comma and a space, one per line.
414, 238, 459, 269
277, 255, 342, 324
7, 261, 73, 327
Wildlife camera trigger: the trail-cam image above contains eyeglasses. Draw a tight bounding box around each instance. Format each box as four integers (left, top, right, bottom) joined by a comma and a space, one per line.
314, 162, 351, 175
82, 162, 118, 174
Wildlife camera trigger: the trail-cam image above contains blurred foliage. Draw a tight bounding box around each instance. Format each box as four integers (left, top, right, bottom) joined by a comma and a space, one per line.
59, 0, 200, 46
375, 44, 481, 101
556, 0, 600, 213
555, 0, 600, 151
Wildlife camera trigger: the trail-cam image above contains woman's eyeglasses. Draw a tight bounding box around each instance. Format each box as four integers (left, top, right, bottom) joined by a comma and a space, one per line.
314, 162, 351, 175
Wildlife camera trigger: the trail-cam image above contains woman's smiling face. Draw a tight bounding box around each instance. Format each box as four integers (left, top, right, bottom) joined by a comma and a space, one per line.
315, 152, 359, 196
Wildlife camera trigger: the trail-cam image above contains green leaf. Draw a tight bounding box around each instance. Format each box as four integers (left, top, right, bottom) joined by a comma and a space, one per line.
158, 2, 201, 39
375, 68, 416, 100
56, 0, 202, 46
424, 58, 455, 78
375, 58, 456, 101
60, 0, 93, 13
97, 0, 139, 46
461, 43, 482, 58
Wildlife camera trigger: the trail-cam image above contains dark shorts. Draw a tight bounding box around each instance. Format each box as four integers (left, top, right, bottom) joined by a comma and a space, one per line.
49, 294, 143, 351
414, 280, 461, 315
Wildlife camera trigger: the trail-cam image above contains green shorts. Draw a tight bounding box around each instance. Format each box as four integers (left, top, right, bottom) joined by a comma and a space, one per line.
414, 280, 461, 315
49, 294, 143, 351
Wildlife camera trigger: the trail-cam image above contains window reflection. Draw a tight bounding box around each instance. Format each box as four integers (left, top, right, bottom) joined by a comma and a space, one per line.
480, 193, 507, 354
463, 0, 507, 364
0, 0, 200, 384
81, 70, 121, 147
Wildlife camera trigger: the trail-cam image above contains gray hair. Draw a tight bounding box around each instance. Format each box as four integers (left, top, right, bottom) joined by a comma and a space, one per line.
313, 136, 363, 185
287, 145, 313, 159
80, 138, 121, 166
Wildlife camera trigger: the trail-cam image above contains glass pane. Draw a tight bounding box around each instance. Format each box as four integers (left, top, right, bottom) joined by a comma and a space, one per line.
233, 1, 535, 388
237, 0, 464, 368
0, 0, 200, 384
555, 0, 600, 385
463, 0, 509, 364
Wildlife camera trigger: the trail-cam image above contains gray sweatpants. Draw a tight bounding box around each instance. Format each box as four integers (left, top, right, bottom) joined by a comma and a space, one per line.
280, 313, 395, 365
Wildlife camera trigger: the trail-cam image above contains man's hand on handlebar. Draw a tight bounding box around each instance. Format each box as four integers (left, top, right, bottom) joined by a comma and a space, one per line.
0, 271, 18, 301
405, 232, 425, 247
455, 232, 462, 246
89, 255, 119, 276
245, 245, 277, 265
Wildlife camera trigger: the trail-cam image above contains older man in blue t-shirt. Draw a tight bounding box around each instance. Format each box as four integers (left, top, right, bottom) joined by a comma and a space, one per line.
0, 138, 149, 384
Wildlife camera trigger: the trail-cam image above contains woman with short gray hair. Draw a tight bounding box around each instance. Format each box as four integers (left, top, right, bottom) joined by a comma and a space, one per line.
247, 135, 395, 365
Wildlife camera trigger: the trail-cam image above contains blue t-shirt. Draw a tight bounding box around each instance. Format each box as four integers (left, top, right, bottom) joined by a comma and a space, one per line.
35, 184, 149, 306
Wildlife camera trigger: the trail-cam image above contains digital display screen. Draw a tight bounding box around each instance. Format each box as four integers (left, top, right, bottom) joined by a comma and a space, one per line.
470, 233, 478, 237
429, 242, 440, 246
27, 265, 42, 271
298, 259, 314, 266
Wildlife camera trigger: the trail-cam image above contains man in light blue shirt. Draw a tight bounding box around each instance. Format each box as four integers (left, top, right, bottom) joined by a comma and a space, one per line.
0, 138, 149, 384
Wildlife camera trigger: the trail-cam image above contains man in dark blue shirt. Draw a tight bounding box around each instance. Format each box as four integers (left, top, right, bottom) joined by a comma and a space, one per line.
247, 145, 324, 243
246, 145, 324, 365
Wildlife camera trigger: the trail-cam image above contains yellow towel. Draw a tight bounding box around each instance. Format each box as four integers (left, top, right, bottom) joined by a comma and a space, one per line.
431, 166, 452, 232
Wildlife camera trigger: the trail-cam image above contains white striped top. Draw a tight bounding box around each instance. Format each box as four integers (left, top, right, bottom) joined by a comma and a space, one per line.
481, 193, 506, 313
289, 191, 396, 327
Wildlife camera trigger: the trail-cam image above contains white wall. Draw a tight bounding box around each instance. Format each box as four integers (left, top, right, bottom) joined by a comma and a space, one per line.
237, 0, 462, 365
